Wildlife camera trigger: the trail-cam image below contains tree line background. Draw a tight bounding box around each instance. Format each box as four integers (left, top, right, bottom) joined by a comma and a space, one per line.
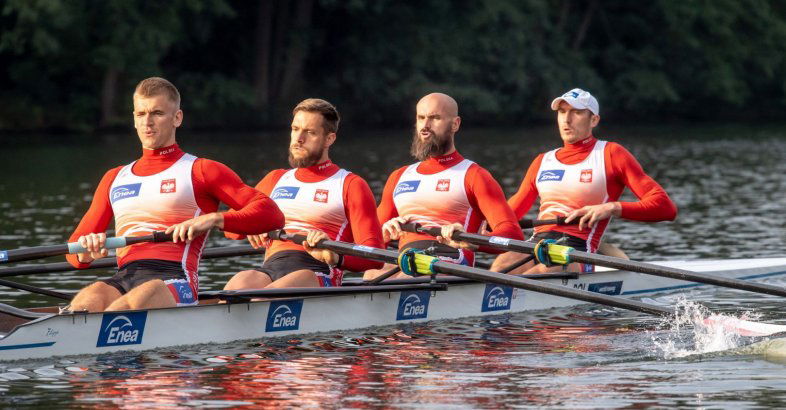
2, 0, 786, 132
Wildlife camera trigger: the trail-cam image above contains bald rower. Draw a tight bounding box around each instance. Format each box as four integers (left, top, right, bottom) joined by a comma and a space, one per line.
365, 93, 523, 280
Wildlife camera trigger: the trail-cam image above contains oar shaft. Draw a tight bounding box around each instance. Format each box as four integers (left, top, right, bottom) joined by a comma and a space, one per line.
268, 231, 674, 317
0, 278, 73, 300
0, 244, 265, 278
410, 224, 786, 299
1, 232, 173, 264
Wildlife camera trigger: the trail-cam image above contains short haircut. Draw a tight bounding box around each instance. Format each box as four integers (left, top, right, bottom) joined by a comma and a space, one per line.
293, 98, 340, 134
134, 77, 181, 107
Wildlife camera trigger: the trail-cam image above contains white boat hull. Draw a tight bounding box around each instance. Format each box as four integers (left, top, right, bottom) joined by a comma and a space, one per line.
1, 258, 785, 361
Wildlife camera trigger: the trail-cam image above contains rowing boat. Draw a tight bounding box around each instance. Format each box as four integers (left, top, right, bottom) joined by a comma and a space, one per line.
1, 257, 785, 361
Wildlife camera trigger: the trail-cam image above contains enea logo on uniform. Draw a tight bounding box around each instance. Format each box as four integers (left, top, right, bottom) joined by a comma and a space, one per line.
313, 189, 329, 203
481, 284, 513, 312
270, 186, 300, 200
96, 312, 148, 347
396, 290, 430, 320
580, 169, 593, 183
394, 180, 420, 196
265, 300, 304, 332
537, 170, 565, 182
588, 281, 623, 295
436, 179, 450, 192
110, 183, 142, 204
160, 178, 176, 193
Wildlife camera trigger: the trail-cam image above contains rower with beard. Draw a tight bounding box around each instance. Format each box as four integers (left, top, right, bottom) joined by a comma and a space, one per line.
224, 99, 384, 289
365, 93, 523, 280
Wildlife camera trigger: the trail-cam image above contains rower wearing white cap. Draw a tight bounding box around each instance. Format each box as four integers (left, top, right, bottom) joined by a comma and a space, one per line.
490, 88, 678, 274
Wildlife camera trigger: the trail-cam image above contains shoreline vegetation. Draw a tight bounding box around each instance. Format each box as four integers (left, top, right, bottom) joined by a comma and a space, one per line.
2, 1, 786, 133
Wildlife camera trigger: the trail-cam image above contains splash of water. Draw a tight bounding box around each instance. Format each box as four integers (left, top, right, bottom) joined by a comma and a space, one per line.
649, 297, 760, 359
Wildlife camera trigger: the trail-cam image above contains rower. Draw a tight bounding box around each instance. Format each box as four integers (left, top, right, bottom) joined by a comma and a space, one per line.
490, 88, 677, 274
66, 77, 285, 312
365, 93, 523, 280
223, 98, 384, 289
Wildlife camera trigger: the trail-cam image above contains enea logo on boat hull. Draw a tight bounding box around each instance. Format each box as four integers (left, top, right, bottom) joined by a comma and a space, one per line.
96, 312, 148, 347
110, 183, 142, 204
537, 170, 565, 182
394, 180, 420, 196
265, 300, 304, 332
481, 284, 513, 312
396, 290, 430, 320
588, 281, 623, 295
270, 186, 300, 200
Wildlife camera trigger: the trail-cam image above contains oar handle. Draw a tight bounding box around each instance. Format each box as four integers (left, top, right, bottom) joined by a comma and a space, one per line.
0, 231, 174, 264
65, 231, 173, 254
519, 217, 576, 229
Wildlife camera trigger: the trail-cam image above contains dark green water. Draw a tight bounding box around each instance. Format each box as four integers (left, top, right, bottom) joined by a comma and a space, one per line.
0, 125, 785, 407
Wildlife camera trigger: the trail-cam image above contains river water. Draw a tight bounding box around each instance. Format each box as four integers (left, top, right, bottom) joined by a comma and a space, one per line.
0, 125, 785, 407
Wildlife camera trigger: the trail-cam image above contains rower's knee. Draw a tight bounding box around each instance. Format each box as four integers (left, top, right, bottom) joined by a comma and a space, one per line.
71, 282, 121, 312
490, 252, 528, 273
224, 270, 271, 290
267, 269, 320, 288
106, 279, 175, 311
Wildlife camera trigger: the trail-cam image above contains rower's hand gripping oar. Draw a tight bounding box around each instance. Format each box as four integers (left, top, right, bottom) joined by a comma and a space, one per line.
267, 230, 674, 317
0, 232, 174, 264
402, 223, 786, 299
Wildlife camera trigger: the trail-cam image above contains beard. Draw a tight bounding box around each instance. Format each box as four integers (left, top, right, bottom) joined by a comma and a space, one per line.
410, 128, 453, 161
288, 145, 325, 168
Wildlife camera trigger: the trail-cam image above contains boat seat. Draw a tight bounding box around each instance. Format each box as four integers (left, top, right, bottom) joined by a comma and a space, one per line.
0, 303, 51, 320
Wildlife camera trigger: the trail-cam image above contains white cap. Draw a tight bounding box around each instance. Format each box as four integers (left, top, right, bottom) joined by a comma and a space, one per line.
550, 88, 599, 115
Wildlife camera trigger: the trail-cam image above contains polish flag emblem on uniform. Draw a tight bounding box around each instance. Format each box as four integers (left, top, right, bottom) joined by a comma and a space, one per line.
436, 179, 450, 192
314, 189, 329, 203
160, 178, 176, 193
580, 169, 593, 183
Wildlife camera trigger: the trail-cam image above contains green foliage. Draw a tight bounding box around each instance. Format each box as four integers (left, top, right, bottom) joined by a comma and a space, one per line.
1, 0, 786, 131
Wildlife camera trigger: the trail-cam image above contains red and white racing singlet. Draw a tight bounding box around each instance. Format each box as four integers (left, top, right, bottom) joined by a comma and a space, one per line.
393, 159, 475, 264
109, 153, 205, 290
535, 140, 608, 251
271, 167, 350, 240
270, 167, 350, 284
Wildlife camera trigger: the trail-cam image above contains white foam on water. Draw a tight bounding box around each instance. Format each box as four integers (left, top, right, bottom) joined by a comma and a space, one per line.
649, 297, 758, 359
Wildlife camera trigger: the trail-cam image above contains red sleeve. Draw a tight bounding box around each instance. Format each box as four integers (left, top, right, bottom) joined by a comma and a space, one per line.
376, 167, 407, 225
606, 143, 677, 221
507, 154, 543, 220
465, 165, 524, 254
341, 174, 384, 271
194, 159, 284, 235
66, 167, 122, 268
223, 169, 287, 240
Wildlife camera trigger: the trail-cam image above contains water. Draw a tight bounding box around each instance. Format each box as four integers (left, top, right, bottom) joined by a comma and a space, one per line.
1, 125, 785, 407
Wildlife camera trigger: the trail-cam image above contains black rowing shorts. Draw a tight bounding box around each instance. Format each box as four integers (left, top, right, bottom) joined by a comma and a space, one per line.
101, 260, 197, 305
260, 251, 338, 287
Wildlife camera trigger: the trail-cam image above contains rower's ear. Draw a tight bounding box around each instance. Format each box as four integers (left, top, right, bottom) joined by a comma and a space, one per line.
452, 116, 461, 133
590, 114, 600, 128
325, 132, 337, 148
